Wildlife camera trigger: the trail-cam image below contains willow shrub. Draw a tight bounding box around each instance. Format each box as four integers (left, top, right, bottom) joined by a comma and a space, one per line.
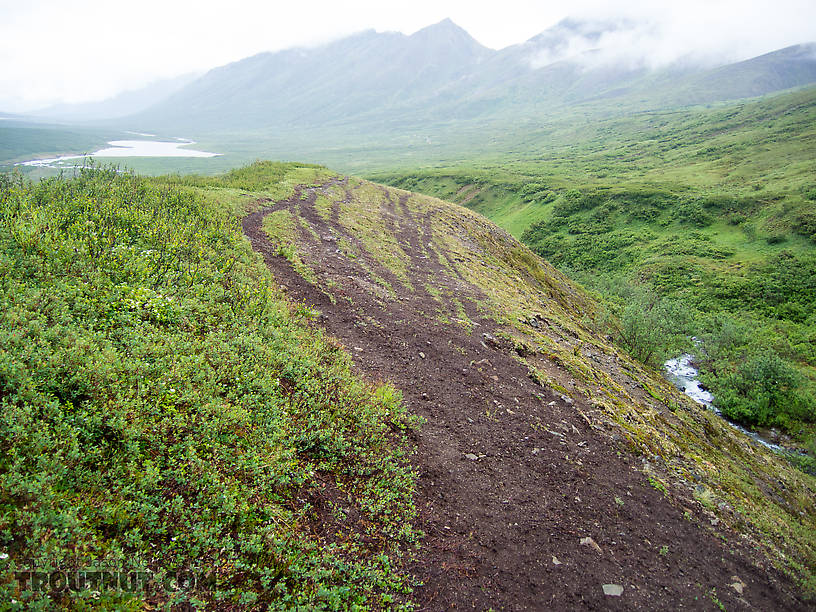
0, 165, 420, 609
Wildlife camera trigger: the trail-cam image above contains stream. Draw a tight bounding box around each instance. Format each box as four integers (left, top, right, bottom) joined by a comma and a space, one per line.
664, 353, 786, 452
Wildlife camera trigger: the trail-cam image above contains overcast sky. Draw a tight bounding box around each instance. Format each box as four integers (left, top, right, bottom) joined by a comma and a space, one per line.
1, 0, 815, 112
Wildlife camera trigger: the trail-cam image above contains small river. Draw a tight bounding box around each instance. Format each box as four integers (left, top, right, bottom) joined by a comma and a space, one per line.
664, 353, 785, 452
19, 138, 220, 169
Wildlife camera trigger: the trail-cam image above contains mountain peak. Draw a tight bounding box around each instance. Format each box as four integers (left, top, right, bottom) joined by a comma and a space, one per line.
408, 18, 490, 58
411, 18, 471, 40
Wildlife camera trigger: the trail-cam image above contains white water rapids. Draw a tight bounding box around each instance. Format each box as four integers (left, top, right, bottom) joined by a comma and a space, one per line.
664, 353, 785, 452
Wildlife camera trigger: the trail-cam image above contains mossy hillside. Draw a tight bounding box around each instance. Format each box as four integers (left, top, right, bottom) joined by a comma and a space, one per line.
374, 87, 816, 441
0, 164, 419, 609
275, 172, 816, 594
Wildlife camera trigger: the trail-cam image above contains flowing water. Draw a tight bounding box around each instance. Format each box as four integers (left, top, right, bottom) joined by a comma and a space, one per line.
664, 353, 785, 452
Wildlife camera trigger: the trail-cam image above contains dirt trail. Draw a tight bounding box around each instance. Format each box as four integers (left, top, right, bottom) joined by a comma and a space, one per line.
243, 181, 807, 610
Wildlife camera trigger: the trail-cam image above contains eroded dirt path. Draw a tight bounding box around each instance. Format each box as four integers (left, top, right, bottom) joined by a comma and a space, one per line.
243, 181, 806, 610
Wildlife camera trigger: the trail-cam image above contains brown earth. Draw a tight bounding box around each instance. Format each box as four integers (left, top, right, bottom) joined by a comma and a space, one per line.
242, 179, 809, 611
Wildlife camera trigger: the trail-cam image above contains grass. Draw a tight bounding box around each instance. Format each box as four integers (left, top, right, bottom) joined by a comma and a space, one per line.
264, 167, 816, 595
0, 162, 420, 608
374, 86, 816, 445
262, 209, 319, 285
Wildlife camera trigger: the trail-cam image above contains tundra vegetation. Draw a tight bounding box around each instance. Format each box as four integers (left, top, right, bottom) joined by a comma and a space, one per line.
376, 86, 816, 466
1, 160, 815, 606
0, 163, 420, 608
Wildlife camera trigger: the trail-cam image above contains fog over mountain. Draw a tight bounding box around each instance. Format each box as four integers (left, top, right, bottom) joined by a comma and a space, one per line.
1, 0, 814, 112
122, 18, 816, 136
27, 74, 200, 122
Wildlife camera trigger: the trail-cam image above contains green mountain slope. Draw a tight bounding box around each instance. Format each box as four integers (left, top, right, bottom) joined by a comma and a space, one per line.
127, 19, 816, 138
375, 85, 816, 449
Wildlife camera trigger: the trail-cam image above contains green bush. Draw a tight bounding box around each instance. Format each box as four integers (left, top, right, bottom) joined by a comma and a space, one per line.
711, 351, 813, 427
0, 164, 419, 608
551, 189, 605, 217
607, 284, 693, 367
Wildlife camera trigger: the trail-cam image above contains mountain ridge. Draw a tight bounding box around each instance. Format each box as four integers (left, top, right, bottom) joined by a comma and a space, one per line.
125, 18, 816, 136
241, 167, 815, 608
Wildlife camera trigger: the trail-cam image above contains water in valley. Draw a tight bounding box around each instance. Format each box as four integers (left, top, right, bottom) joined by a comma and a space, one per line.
19, 137, 220, 169
664, 353, 786, 452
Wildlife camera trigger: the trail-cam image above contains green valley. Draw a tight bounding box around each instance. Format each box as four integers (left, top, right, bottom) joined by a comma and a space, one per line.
376, 86, 816, 458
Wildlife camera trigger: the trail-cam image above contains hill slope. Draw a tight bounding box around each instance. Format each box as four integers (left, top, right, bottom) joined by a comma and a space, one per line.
3, 162, 815, 607
0, 164, 421, 607
377, 85, 816, 450
128, 19, 816, 137
242, 166, 816, 608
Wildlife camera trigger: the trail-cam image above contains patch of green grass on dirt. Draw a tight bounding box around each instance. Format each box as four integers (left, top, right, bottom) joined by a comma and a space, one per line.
261, 208, 319, 285
335, 179, 414, 290
314, 193, 334, 223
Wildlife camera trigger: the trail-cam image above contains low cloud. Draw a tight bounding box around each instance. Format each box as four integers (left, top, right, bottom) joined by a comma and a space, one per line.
527, 1, 816, 72
1, 0, 814, 111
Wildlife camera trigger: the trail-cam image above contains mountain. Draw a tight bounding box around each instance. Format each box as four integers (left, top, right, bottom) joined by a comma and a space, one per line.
663, 43, 816, 106
28, 73, 200, 122
126, 18, 816, 136
134, 19, 491, 132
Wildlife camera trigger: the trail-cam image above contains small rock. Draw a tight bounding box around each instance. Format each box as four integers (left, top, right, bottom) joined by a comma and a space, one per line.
552, 556, 562, 566
464, 453, 479, 461
602, 584, 624, 597
421, 393, 429, 400
580, 537, 602, 554
482, 333, 500, 348
419, 352, 426, 359
730, 582, 744, 595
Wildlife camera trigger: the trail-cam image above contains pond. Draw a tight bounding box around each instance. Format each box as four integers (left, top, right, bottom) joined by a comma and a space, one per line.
18, 138, 220, 169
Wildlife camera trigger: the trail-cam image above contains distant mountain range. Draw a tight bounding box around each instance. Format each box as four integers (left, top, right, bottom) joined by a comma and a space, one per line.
26, 73, 200, 123
8, 17, 815, 148
115, 18, 816, 136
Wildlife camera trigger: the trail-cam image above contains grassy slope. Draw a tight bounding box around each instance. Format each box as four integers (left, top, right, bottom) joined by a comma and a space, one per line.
2, 161, 815, 604
269, 172, 816, 594
374, 86, 816, 440
0, 163, 420, 609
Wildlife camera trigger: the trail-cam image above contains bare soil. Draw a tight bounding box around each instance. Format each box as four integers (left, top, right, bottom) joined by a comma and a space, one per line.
242, 180, 809, 610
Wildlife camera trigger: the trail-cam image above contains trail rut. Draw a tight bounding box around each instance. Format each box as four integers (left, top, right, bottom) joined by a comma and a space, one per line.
242, 180, 807, 611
